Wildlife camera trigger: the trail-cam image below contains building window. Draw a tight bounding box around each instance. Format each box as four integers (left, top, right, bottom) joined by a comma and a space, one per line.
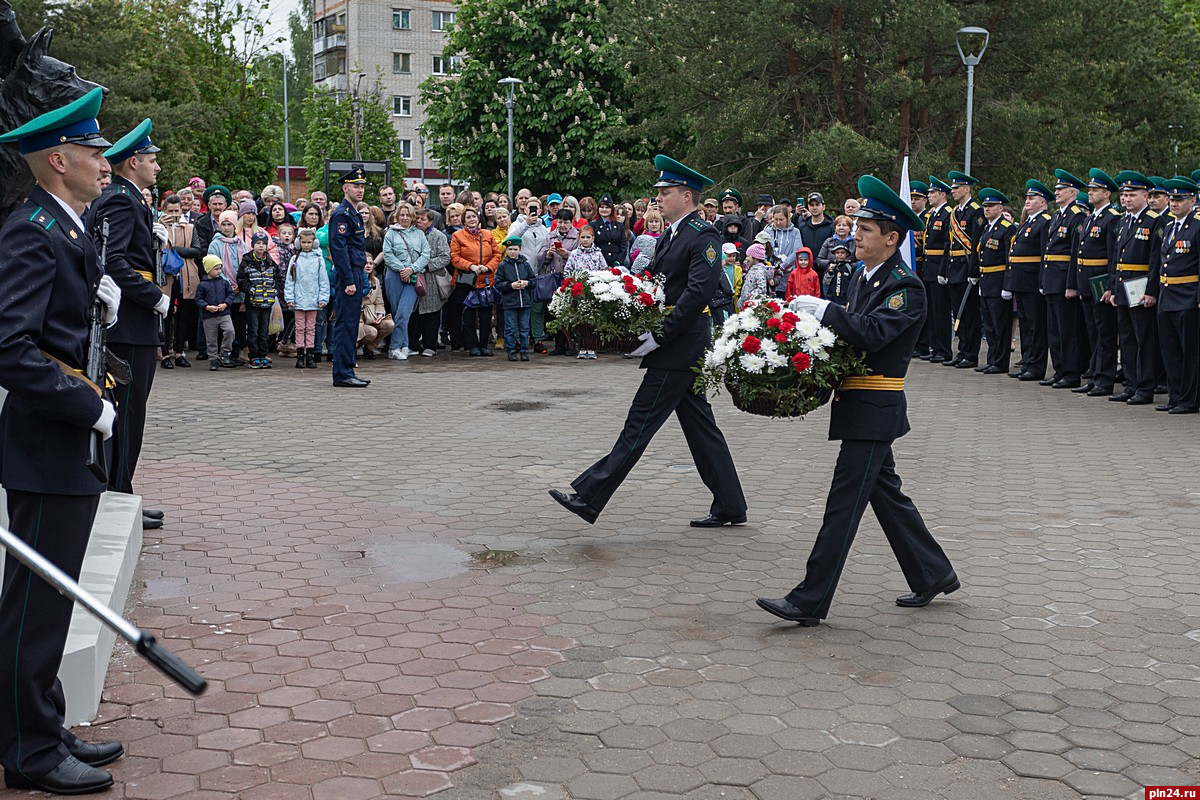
399, 139, 412, 160
431, 10, 455, 31
431, 55, 461, 75
392, 53, 411, 73
392, 96, 412, 117
392, 8, 411, 29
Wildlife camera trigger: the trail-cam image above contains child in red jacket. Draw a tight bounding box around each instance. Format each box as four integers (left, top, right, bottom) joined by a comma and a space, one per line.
784, 247, 820, 301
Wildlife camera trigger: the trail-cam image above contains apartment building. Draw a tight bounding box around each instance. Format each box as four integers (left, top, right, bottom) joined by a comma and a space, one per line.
312, 0, 456, 182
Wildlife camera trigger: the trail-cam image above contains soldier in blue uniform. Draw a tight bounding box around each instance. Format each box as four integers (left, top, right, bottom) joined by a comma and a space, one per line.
328, 168, 370, 388
86, 118, 170, 530
757, 176, 958, 627
1107, 171, 1166, 406
974, 189, 1016, 374
1005, 180, 1053, 381
942, 171, 985, 368
918, 176, 953, 361
1069, 169, 1122, 397
550, 155, 747, 528
0, 88, 128, 795
1154, 177, 1199, 414
1043, 170, 1090, 388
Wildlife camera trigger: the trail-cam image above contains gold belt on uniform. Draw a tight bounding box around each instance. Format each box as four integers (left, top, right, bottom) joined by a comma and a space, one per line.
1043, 254, 1071, 262
1116, 263, 1149, 273
37, 350, 113, 395
949, 249, 967, 258
663, 305, 708, 316
1162, 274, 1200, 285
840, 376, 905, 391
133, 270, 155, 282
924, 248, 946, 256
1009, 256, 1040, 264
1077, 258, 1109, 267
979, 265, 1006, 274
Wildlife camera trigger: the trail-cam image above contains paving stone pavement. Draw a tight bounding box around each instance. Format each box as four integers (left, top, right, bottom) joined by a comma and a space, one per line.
5, 349, 1199, 800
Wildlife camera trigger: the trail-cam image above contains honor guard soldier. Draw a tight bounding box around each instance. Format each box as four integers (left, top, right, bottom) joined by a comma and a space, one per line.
550, 155, 747, 528
0, 87, 128, 795
918, 176, 953, 361
1155, 177, 1200, 414
943, 171, 986, 368
328, 168, 370, 387
1148, 177, 1171, 215
1069, 168, 1122, 397
86, 118, 169, 530
908, 180, 931, 356
975, 189, 1017, 374
1107, 171, 1166, 406
1006, 180, 1054, 381
757, 176, 958, 627
1043, 171, 1090, 388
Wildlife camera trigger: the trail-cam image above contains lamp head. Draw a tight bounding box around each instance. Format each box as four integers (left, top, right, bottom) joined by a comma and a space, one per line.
955, 27, 990, 66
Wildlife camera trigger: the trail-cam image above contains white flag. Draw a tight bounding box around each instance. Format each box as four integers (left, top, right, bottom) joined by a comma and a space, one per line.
899, 155, 916, 271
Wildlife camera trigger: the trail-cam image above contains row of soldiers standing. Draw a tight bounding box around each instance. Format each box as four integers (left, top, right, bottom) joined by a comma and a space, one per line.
911, 168, 1199, 414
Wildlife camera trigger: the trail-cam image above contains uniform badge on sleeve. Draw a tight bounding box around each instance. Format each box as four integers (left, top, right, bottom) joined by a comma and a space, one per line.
337, 222, 348, 234
885, 290, 907, 311
704, 244, 717, 267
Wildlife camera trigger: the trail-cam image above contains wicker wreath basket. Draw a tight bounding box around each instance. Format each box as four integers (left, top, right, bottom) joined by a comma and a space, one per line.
724, 379, 834, 418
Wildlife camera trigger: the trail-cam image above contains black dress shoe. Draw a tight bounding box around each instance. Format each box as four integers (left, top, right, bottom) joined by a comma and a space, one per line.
1086, 386, 1112, 397
4, 755, 113, 794
143, 508, 164, 520
68, 739, 124, 768
1038, 376, 1061, 386
160, 357, 174, 370
1007, 370, 1023, 378
980, 366, 1004, 374
174, 355, 191, 368
1156, 404, 1173, 412
1169, 406, 1198, 414
928, 355, 946, 364
1126, 394, 1153, 406
1054, 379, 1081, 389
973, 365, 988, 373
755, 598, 820, 626
955, 360, 977, 369
943, 357, 962, 367
1018, 372, 1044, 381
1108, 391, 1134, 402
548, 489, 598, 525
142, 514, 163, 530
1070, 383, 1095, 393
896, 572, 961, 607
333, 377, 370, 387
690, 513, 748, 528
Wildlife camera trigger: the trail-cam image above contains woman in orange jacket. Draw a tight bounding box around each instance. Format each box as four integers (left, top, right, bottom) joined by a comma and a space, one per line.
450, 207, 503, 355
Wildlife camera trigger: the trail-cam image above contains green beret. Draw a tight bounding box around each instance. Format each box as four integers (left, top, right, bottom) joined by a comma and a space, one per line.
502, 235, 523, 248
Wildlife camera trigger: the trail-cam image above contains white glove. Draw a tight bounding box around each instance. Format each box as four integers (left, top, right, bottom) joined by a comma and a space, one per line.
92, 399, 116, 441
1001, 290, 1013, 300
96, 275, 121, 326
788, 295, 830, 321
937, 276, 948, 285
152, 222, 169, 249
153, 294, 170, 317
967, 277, 979, 286
630, 332, 660, 357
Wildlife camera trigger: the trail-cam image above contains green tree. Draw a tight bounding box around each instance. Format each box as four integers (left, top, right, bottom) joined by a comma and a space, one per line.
419, 0, 649, 195
302, 75, 404, 204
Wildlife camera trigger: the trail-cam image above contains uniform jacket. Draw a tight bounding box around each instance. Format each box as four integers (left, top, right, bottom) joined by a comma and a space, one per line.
1109, 206, 1165, 305
1156, 212, 1200, 312
1005, 210, 1050, 295
943, 198, 984, 283
641, 211, 721, 372
284, 250, 331, 311
592, 218, 627, 267
85, 174, 163, 346
822, 250, 925, 442
0, 186, 106, 495
450, 227, 502, 288
327, 197, 366, 293
1041, 202, 1088, 294
922, 204, 951, 283
977, 216, 1016, 298
1072, 203, 1122, 298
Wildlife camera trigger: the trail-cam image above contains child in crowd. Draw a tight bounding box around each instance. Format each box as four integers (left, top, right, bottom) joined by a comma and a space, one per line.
237, 231, 279, 369
817, 214, 856, 272
738, 243, 771, 309
284, 228, 329, 369
710, 244, 738, 329
823, 241, 856, 307
208, 209, 248, 364
195, 255, 237, 370
496, 235, 536, 362
722, 241, 742, 303
273, 222, 298, 356
630, 210, 664, 272
784, 247, 820, 300
564, 226, 607, 359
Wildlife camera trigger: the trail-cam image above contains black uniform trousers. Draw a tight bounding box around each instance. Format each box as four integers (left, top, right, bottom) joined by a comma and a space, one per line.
1159, 307, 1198, 410
1046, 295, 1086, 382
1014, 292, 1048, 378
0, 491, 99, 781
980, 295, 1012, 371
924, 280, 952, 360
108, 342, 157, 494
947, 282, 981, 362
784, 440, 954, 620
572, 367, 746, 518
1116, 304, 1158, 398
1080, 295, 1118, 390
332, 287, 364, 383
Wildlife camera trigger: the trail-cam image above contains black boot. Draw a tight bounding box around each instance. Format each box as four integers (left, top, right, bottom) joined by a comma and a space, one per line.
296, 348, 306, 369
305, 349, 316, 368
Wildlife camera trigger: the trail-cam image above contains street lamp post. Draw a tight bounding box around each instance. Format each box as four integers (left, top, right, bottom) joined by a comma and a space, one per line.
351, 72, 366, 160
955, 27, 989, 176
419, 134, 426, 183
282, 55, 291, 200
498, 77, 523, 202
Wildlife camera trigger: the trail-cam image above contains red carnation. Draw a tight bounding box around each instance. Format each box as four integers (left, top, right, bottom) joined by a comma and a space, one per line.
791, 352, 812, 372
571, 282, 584, 297
742, 335, 762, 354
766, 301, 782, 314
779, 321, 796, 334
611, 268, 622, 275
561, 277, 572, 289
637, 292, 654, 307
781, 311, 799, 324
766, 317, 781, 329
774, 333, 788, 344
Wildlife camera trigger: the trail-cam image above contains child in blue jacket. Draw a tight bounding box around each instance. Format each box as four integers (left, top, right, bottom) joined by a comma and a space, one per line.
495, 236, 537, 361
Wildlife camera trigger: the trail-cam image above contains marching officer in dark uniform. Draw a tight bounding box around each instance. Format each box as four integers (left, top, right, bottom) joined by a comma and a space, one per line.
919, 176, 953, 361
1006, 180, 1054, 381
1155, 176, 1200, 414
975, 188, 1016, 375
1043, 170, 1090, 388
1107, 171, 1166, 406
328, 168, 370, 388
757, 175, 958, 627
942, 171, 985, 368
86, 119, 170, 530
0, 87, 127, 796
1069, 168, 1122, 397
550, 155, 747, 528
908, 180, 930, 356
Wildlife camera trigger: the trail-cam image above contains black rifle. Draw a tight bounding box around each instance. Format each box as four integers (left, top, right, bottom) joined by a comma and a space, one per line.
84, 218, 109, 483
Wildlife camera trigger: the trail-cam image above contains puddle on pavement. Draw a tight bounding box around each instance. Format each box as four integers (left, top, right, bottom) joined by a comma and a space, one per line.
470, 548, 542, 568
365, 540, 468, 583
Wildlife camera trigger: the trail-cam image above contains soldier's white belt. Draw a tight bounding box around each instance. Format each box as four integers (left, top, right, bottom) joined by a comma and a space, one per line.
840, 376, 905, 391
1162, 274, 1200, 285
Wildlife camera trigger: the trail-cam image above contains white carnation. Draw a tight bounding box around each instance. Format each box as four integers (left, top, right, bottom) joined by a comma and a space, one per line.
765, 350, 788, 369
802, 336, 822, 354
796, 315, 820, 338
816, 328, 837, 348
739, 353, 766, 373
